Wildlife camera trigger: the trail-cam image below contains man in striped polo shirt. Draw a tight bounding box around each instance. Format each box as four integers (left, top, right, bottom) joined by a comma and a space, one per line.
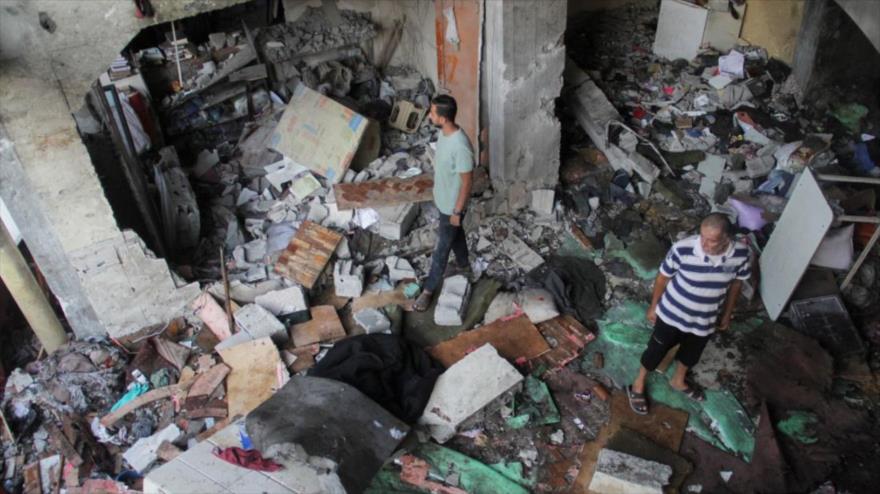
627, 213, 750, 415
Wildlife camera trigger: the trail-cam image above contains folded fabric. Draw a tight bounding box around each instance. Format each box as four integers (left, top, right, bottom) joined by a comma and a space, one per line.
213, 447, 283, 472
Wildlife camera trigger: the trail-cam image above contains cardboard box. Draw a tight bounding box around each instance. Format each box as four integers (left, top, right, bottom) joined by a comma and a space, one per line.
270, 85, 376, 183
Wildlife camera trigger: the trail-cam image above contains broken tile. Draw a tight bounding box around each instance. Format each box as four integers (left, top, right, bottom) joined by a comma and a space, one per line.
434, 275, 471, 326
332, 175, 434, 210
275, 221, 343, 289
419, 344, 524, 443
290, 306, 346, 347
532, 315, 596, 372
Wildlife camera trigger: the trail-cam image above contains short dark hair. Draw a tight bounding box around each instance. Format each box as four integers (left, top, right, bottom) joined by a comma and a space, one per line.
701, 213, 733, 237
431, 95, 457, 122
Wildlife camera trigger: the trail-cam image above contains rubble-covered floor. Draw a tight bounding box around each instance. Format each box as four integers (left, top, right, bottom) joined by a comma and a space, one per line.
4, 2, 880, 494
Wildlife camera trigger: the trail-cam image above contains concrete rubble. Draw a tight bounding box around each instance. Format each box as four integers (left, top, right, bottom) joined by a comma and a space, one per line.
3, 1, 880, 494
589, 448, 672, 494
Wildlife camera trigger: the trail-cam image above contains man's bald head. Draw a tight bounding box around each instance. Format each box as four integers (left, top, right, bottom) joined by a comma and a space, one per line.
700, 213, 733, 255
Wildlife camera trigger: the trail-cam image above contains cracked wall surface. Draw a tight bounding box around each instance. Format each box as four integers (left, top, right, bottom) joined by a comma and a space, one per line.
485, 0, 566, 204
0, 0, 248, 338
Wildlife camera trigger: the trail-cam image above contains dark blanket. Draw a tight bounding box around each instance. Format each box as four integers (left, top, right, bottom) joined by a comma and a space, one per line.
308, 334, 444, 423
532, 256, 606, 323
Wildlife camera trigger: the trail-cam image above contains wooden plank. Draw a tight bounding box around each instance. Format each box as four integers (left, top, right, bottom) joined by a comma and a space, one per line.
184, 364, 230, 410
229, 63, 267, 82
351, 284, 413, 312
572, 392, 688, 493
532, 315, 596, 372
274, 221, 342, 289
22, 461, 41, 494
152, 337, 190, 371
44, 420, 83, 467
218, 337, 285, 418
332, 175, 434, 210
100, 385, 180, 428
290, 306, 346, 347
186, 399, 228, 419
428, 314, 551, 367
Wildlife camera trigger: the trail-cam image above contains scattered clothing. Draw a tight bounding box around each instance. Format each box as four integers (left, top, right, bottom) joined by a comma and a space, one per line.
309, 334, 444, 423
533, 256, 606, 323
213, 447, 283, 472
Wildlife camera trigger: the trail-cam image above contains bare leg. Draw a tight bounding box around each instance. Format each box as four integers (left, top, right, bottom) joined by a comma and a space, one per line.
632, 366, 649, 394
669, 362, 689, 391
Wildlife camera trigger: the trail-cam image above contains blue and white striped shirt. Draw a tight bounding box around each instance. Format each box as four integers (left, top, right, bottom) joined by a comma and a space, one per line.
656, 235, 751, 337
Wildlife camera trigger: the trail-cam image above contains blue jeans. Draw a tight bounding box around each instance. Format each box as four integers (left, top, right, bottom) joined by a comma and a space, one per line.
424, 213, 469, 292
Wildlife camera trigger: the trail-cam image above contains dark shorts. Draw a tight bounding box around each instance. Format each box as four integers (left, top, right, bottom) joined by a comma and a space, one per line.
640, 316, 711, 370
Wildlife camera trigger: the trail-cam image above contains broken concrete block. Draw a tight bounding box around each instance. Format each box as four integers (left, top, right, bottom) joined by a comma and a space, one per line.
385, 255, 416, 282
419, 344, 523, 443
500, 236, 545, 272
123, 424, 181, 473
254, 286, 308, 317
322, 202, 354, 229
434, 275, 470, 326
370, 202, 419, 241
334, 260, 364, 298
306, 198, 329, 223
519, 288, 560, 324
243, 239, 267, 262
353, 308, 391, 334
589, 449, 672, 494
335, 236, 351, 260
530, 189, 555, 217
235, 303, 288, 343
242, 265, 267, 283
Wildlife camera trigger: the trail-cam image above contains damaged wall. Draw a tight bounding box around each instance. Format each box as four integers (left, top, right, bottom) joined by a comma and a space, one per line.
0, 0, 250, 339
282, 0, 438, 84
740, 0, 805, 65
484, 0, 566, 203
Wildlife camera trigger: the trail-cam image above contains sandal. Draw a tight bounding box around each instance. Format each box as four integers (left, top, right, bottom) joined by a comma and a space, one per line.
626, 385, 649, 415
413, 290, 433, 312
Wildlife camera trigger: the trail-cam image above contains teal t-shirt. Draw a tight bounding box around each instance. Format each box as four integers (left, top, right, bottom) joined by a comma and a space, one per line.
433, 128, 474, 215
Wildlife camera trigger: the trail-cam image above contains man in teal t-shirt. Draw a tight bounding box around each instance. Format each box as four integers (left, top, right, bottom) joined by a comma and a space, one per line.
413, 95, 474, 312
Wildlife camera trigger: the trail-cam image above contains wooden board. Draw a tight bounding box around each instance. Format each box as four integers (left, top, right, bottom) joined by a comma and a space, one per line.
333, 175, 434, 211
572, 392, 689, 493
184, 364, 230, 409
428, 314, 550, 367
100, 385, 180, 428
532, 315, 596, 371
275, 221, 342, 289
351, 284, 414, 312
290, 305, 346, 347
218, 337, 284, 418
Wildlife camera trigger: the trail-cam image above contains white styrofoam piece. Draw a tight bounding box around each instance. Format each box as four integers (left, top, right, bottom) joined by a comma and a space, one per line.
759, 170, 833, 320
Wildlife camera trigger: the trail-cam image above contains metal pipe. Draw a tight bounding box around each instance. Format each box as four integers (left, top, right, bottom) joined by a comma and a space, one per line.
0, 220, 67, 353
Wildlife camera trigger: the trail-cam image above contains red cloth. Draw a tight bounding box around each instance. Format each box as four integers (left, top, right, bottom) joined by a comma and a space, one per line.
212, 447, 283, 472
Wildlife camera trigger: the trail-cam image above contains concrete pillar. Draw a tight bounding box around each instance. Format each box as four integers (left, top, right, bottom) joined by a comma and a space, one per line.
484, 0, 566, 208
0, 215, 68, 353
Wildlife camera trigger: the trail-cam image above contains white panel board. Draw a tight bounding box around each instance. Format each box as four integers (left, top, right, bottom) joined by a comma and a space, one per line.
760, 170, 833, 320
653, 0, 709, 61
